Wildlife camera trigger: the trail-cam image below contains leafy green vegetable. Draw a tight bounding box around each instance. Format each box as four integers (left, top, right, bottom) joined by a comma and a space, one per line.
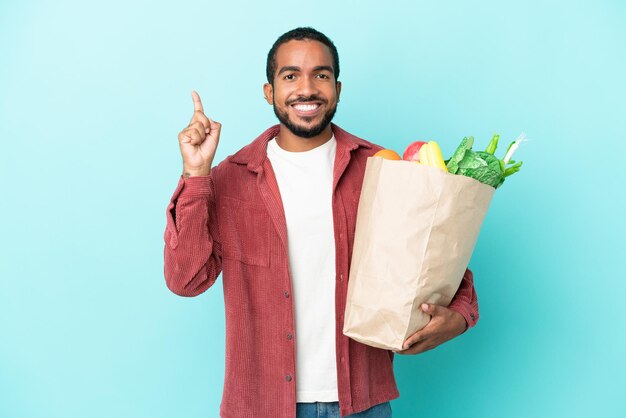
504, 161, 523, 177
446, 133, 525, 189
484, 134, 499, 155
455, 151, 504, 188
446, 136, 474, 175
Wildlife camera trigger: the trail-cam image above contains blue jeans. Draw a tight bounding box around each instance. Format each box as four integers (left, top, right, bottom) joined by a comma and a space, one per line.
296, 401, 391, 418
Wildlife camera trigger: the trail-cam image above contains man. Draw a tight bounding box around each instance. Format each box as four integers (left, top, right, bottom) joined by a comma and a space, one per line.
164, 27, 478, 418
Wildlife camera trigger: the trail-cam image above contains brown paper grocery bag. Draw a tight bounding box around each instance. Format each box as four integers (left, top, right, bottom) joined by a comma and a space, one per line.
343, 157, 495, 351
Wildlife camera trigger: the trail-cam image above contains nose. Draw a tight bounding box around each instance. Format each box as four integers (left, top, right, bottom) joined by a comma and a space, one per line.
296, 75, 319, 98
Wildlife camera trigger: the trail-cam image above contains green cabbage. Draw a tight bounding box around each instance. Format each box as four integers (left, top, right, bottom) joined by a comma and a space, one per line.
446, 134, 523, 189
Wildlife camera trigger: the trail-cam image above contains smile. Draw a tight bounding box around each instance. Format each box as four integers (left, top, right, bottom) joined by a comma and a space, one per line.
290, 102, 322, 116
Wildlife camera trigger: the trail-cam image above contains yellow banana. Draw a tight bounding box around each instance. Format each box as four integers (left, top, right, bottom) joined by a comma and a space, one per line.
427, 141, 448, 172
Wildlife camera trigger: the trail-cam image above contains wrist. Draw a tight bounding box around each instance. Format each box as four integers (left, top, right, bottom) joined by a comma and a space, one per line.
182, 166, 211, 177
452, 310, 469, 334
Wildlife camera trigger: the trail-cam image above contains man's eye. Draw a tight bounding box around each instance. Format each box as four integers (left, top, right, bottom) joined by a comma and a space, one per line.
316, 73, 329, 79
284, 74, 295, 80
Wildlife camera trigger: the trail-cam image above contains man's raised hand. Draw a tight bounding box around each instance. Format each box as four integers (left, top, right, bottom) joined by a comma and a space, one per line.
178, 91, 222, 177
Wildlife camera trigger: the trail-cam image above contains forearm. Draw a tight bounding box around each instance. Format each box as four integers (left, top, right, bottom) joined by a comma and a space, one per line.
163, 174, 222, 297
448, 268, 479, 330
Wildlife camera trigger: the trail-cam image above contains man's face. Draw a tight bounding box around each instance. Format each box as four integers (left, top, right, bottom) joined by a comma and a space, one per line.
264, 39, 342, 139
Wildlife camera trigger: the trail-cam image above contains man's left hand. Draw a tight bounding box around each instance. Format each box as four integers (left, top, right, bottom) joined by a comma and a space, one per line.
395, 303, 467, 355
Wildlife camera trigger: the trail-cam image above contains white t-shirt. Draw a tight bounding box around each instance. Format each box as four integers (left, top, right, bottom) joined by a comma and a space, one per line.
266, 135, 339, 402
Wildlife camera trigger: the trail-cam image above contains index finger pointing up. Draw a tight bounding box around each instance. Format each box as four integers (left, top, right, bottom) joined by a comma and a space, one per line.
191, 90, 204, 113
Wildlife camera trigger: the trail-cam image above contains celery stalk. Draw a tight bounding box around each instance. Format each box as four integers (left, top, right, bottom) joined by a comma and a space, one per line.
503, 133, 526, 164
485, 134, 500, 154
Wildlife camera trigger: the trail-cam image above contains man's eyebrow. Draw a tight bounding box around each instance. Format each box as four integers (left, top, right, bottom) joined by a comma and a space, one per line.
277, 65, 335, 75
278, 66, 300, 75
313, 66, 334, 73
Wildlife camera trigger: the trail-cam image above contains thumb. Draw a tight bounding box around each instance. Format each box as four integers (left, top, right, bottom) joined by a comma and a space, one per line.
421, 303, 443, 316
208, 117, 222, 137
199, 117, 221, 158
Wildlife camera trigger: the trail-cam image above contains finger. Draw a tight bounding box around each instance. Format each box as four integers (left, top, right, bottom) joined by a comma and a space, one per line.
398, 340, 434, 355
422, 303, 443, 317
207, 117, 222, 137
396, 341, 421, 355
191, 90, 204, 113
188, 121, 207, 135
182, 125, 202, 137
178, 131, 192, 144
402, 330, 426, 350
191, 111, 211, 132
187, 127, 204, 145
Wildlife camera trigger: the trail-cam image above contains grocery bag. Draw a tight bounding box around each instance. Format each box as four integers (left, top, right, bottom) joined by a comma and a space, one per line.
343, 156, 495, 351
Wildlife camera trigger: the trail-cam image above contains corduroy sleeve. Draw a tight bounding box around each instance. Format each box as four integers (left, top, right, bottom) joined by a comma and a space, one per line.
448, 268, 479, 331
163, 174, 223, 297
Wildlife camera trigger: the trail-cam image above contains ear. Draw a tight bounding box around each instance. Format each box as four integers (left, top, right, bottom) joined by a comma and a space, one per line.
336, 81, 342, 102
263, 83, 274, 105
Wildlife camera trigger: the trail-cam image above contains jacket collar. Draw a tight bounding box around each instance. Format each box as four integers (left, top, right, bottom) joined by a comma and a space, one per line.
228, 123, 372, 173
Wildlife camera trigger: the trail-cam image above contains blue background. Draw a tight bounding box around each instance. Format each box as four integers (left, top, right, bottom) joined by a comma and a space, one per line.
1, 1, 625, 417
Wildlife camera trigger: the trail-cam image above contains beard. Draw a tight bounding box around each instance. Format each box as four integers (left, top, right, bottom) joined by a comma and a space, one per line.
273, 96, 338, 139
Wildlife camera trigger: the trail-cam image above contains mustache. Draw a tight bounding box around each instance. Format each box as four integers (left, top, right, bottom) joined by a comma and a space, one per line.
287, 95, 327, 105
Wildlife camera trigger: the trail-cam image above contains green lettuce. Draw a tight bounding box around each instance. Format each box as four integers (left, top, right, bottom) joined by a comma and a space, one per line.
446, 134, 523, 189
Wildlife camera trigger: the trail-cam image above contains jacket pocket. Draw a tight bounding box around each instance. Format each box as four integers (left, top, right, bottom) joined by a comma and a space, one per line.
220, 196, 270, 267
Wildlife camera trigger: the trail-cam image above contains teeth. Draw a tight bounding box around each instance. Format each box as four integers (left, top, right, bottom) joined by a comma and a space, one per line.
293, 104, 319, 111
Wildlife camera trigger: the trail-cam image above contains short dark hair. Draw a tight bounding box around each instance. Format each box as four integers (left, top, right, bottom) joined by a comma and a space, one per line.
266, 27, 340, 85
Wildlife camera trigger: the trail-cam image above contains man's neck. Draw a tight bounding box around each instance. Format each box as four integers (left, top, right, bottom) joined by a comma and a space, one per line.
275, 125, 333, 152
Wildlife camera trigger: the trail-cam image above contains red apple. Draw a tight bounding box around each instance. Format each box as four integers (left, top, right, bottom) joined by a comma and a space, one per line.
403, 141, 427, 161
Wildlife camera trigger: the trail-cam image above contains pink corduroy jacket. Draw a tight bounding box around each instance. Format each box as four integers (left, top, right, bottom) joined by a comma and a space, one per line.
163, 123, 479, 418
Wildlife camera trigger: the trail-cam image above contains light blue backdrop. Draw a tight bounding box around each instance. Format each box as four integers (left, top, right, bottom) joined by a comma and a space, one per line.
1, 1, 624, 417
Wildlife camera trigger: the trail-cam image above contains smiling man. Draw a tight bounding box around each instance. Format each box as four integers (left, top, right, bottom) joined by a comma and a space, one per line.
164, 27, 478, 418
263, 36, 341, 150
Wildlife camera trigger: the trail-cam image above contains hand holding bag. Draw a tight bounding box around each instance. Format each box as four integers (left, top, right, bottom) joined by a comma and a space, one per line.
343, 157, 494, 351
